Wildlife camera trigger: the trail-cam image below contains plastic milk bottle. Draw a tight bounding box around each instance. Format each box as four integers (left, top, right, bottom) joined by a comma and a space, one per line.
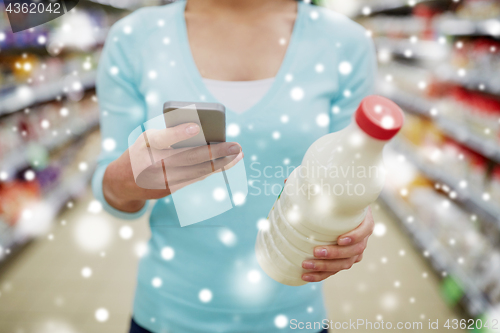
255, 95, 404, 286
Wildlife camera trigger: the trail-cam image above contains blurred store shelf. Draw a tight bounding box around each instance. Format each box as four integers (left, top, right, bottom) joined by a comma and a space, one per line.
366, 0, 500, 319
0, 71, 97, 116
0, 162, 97, 260
358, 0, 450, 17
380, 189, 491, 316
390, 137, 500, 230
436, 15, 500, 37
435, 64, 500, 96
375, 36, 450, 61
382, 88, 500, 163
0, 118, 100, 177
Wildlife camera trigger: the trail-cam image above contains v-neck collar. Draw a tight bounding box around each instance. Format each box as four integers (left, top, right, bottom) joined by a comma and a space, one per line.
176, 0, 306, 115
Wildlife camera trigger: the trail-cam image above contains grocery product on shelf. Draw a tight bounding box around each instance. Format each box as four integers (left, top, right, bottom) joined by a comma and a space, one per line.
0, 181, 40, 226
408, 185, 500, 308
0, 90, 100, 255
491, 166, 500, 204
455, 0, 500, 20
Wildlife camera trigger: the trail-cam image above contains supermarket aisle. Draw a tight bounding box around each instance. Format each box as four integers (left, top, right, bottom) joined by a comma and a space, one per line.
0, 190, 152, 333
0, 193, 464, 333
323, 203, 464, 332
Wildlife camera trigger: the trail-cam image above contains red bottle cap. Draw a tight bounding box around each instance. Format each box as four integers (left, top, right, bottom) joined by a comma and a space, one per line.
355, 95, 404, 141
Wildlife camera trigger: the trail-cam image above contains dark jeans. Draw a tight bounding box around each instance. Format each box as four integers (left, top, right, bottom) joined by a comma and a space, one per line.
130, 318, 329, 333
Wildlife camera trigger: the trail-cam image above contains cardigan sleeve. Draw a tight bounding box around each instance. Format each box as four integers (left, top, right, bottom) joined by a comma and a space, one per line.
91, 21, 150, 220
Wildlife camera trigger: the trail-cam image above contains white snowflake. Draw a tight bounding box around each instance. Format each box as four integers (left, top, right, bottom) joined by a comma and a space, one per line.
227, 123, 240, 137
135, 242, 148, 258
233, 192, 246, 206
148, 71, 158, 80
81, 267, 92, 278
0, 171, 8, 181
381, 116, 395, 129
79, 162, 88, 172
161, 247, 175, 260
123, 25, 133, 34
24, 170, 35, 181
257, 218, 269, 231
146, 92, 159, 105
316, 113, 329, 127
373, 223, 387, 237
274, 315, 288, 328
218, 229, 237, 247
199, 289, 212, 303
37, 35, 47, 45
247, 270, 261, 284
290, 87, 304, 101
102, 138, 116, 152
213, 188, 227, 201
109, 66, 119, 76
87, 200, 103, 214
152, 277, 162, 288
119, 226, 133, 240
339, 61, 352, 75
381, 293, 398, 311
95, 308, 109, 322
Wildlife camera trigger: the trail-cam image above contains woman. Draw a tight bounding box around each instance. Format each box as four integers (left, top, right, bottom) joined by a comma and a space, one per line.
93, 0, 377, 332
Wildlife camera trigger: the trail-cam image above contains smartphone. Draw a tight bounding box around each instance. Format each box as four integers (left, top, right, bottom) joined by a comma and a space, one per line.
163, 101, 226, 149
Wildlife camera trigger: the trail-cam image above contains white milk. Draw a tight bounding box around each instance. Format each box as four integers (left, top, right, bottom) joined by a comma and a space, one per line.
255, 96, 404, 286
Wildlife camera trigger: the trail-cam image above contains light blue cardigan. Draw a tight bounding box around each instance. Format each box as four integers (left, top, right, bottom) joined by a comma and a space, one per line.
93, 1, 376, 332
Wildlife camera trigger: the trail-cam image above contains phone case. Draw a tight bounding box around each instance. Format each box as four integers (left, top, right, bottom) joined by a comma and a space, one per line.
163, 101, 226, 148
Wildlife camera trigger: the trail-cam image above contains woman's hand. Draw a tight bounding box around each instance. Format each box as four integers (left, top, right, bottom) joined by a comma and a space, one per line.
103, 123, 243, 213
301, 207, 375, 282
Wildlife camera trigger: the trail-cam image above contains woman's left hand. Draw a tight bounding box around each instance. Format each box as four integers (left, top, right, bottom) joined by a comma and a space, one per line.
301, 207, 375, 282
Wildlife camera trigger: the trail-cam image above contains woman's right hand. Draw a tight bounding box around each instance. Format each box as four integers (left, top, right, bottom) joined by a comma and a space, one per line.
102, 123, 243, 213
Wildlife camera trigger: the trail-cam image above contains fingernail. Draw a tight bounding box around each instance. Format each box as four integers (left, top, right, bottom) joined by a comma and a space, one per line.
302, 261, 315, 270
186, 124, 199, 135
228, 144, 240, 155
314, 248, 327, 257
302, 274, 314, 282
338, 237, 352, 246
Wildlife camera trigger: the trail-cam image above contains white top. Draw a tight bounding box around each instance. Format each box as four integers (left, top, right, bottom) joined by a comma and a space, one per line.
202, 77, 275, 114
